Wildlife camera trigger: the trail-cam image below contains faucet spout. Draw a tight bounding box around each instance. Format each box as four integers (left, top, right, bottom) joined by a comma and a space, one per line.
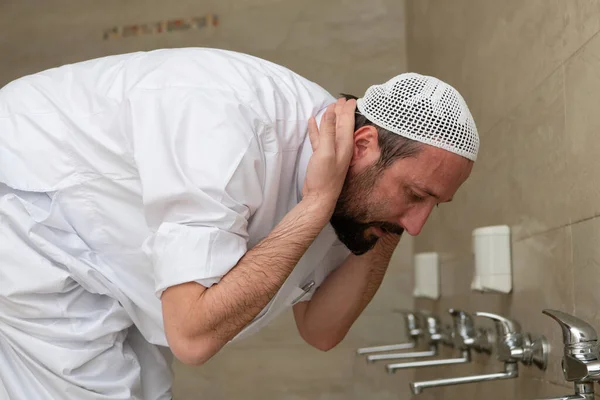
530, 383, 595, 400
356, 342, 416, 355
367, 346, 436, 363
386, 350, 470, 373
530, 396, 591, 400
409, 362, 518, 394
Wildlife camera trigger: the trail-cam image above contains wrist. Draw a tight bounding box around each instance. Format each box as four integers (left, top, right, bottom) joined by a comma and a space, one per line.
370, 234, 401, 260
300, 193, 337, 219
378, 233, 401, 249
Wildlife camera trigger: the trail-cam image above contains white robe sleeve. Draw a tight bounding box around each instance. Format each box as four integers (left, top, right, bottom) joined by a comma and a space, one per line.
122, 86, 267, 297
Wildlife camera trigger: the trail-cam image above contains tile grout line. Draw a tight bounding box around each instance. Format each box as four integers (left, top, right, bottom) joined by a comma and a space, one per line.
564, 24, 600, 68
562, 62, 575, 316
481, 24, 600, 140
514, 213, 600, 243
568, 224, 576, 314
435, 213, 598, 272
480, 62, 565, 138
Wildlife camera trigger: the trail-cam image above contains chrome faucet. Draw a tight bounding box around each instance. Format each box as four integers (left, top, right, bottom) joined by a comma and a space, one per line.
356, 310, 423, 355
386, 309, 493, 373
367, 312, 447, 363
531, 310, 600, 400
409, 312, 548, 394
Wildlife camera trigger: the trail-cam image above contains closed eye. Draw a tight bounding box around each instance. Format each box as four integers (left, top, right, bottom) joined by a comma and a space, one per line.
409, 190, 426, 202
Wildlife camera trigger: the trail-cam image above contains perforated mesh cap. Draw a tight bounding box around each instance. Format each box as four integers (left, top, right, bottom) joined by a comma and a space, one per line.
356, 73, 479, 161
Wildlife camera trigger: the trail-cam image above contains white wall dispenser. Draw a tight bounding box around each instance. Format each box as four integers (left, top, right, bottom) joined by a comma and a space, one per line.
471, 225, 512, 294
413, 252, 440, 300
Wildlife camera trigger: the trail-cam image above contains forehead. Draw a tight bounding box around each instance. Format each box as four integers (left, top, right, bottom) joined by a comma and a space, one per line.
384, 145, 473, 196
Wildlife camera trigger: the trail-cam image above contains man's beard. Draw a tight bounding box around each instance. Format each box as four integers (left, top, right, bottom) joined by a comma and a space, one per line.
330, 164, 404, 255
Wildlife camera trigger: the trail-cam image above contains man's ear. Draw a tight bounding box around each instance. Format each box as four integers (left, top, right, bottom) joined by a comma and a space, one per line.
351, 125, 380, 167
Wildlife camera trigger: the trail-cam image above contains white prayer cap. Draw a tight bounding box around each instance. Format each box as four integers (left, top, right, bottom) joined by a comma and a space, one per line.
357, 73, 479, 161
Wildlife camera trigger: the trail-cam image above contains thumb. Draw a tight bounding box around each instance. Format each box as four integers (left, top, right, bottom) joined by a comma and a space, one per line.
319, 106, 337, 154
307, 117, 319, 151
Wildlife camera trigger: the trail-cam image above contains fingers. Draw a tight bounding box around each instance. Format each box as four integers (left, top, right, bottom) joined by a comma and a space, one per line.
310, 99, 356, 157
333, 98, 356, 135
334, 98, 344, 117
342, 98, 357, 114
318, 103, 337, 154
334, 99, 357, 162
307, 116, 319, 151
318, 103, 337, 134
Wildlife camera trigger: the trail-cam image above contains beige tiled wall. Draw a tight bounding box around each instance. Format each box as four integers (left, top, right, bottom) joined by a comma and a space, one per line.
406, 0, 600, 397
0, 0, 407, 95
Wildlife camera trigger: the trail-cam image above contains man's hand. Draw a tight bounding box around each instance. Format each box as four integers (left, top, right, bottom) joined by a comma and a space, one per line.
302, 98, 356, 211
161, 100, 357, 366
293, 230, 402, 351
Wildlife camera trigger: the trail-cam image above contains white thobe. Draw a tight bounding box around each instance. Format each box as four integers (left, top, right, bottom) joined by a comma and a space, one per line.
0, 48, 350, 399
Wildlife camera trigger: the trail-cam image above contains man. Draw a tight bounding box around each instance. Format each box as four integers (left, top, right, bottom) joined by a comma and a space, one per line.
0, 47, 478, 399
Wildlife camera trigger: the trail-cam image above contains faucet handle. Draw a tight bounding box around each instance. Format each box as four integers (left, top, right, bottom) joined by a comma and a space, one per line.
542, 309, 598, 345
394, 310, 423, 337
407, 312, 425, 337
449, 309, 475, 330
425, 315, 441, 335
448, 309, 476, 348
422, 315, 443, 343
475, 312, 522, 337
474, 312, 548, 369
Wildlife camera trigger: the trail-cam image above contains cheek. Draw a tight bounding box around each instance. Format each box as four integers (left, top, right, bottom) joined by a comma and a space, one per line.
364, 171, 407, 217
369, 188, 404, 217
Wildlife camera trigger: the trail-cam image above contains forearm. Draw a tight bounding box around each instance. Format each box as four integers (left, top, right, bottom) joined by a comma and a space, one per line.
199, 197, 332, 335
163, 99, 357, 365
295, 234, 400, 350
163, 196, 333, 363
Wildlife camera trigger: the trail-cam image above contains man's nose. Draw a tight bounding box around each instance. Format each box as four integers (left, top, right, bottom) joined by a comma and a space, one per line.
399, 205, 434, 236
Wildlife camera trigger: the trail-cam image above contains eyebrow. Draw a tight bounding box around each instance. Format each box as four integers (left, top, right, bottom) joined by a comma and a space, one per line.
414, 185, 453, 202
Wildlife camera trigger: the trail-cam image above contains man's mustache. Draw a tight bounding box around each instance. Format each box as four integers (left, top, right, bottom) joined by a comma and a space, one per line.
369, 222, 404, 235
